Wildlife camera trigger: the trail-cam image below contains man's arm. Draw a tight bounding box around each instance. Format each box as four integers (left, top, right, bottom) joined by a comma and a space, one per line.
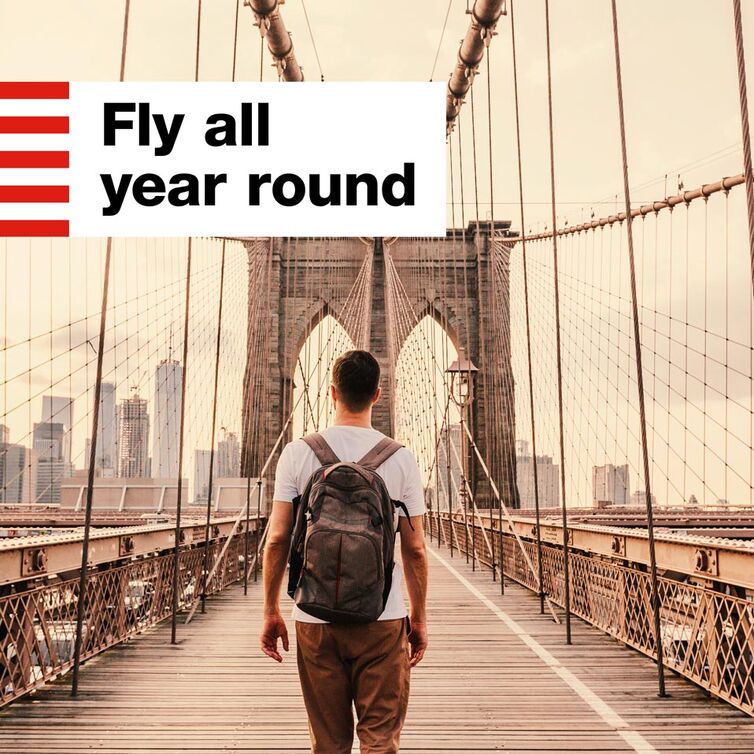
399, 514, 428, 667
260, 500, 293, 662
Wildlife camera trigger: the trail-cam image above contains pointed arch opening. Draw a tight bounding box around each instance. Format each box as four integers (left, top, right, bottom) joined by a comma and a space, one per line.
291, 314, 355, 439
393, 315, 460, 495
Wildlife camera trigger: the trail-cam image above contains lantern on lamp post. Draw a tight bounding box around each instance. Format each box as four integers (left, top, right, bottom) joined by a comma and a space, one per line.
446, 350, 478, 516
446, 350, 478, 409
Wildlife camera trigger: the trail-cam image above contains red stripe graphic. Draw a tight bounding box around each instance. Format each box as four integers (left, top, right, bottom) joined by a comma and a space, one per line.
0, 186, 69, 203
0, 220, 68, 237
0, 116, 69, 134
0, 82, 69, 99
0, 151, 69, 168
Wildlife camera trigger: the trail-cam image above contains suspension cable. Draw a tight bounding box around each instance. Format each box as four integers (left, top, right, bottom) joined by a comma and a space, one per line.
200, 240, 227, 614
509, 0, 546, 614
71, 0, 132, 694
301, 0, 324, 81
543, 0, 572, 644
609, 0, 667, 697
70, 240, 112, 696
430, 0, 454, 82
732, 0, 754, 299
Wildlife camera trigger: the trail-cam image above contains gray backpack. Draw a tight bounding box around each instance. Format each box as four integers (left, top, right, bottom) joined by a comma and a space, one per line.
286, 432, 411, 623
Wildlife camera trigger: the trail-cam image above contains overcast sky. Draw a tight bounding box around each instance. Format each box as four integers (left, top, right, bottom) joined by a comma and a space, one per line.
1, 1, 752, 506
1, 0, 751, 228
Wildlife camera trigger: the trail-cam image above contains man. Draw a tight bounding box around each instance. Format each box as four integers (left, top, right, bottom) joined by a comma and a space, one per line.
260, 349, 429, 754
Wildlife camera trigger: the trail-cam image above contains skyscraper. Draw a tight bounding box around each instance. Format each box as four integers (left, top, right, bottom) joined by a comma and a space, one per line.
117, 393, 150, 478
94, 382, 117, 474
40, 395, 74, 465
0, 442, 37, 504
435, 423, 463, 510
515, 440, 560, 509
152, 360, 183, 479
216, 429, 240, 478
0, 424, 9, 444
33, 421, 72, 503
194, 449, 212, 503
593, 464, 630, 507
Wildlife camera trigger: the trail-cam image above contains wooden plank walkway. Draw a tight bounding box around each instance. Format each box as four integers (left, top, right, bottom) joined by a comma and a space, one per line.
1, 542, 753, 753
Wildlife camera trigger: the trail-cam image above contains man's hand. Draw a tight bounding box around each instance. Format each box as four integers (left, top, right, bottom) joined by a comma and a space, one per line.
408, 619, 428, 667
261, 501, 293, 663
260, 612, 289, 662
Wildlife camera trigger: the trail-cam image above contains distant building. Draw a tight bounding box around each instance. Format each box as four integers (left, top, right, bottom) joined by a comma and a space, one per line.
33, 421, 66, 460
117, 393, 150, 478
592, 464, 630, 507
631, 489, 657, 507
194, 449, 212, 503
0, 424, 9, 444
216, 430, 240, 478
0, 443, 38, 503
33, 421, 72, 502
40, 395, 74, 465
515, 440, 560, 508
35, 459, 72, 503
435, 423, 463, 510
152, 360, 183, 479
94, 382, 117, 474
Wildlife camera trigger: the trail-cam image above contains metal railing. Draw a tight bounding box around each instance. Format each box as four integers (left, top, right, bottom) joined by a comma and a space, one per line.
0, 527, 260, 708
429, 512, 754, 717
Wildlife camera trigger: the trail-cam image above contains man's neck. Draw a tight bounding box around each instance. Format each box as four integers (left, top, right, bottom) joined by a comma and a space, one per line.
333, 408, 372, 429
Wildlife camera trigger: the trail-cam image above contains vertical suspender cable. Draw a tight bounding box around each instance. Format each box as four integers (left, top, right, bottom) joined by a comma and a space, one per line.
170, 240, 193, 643
170, 0, 202, 641
119, 0, 131, 81
71, 239, 112, 696
201, 240, 227, 614
485, 47, 501, 591
255, 237, 275, 579
194, 0, 203, 82
609, 0, 667, 696
231, 0, 241, 82
733, 0, 754, 298
543, 0, 572, 644
245, 45, 266, 596
71, 0, 130, 693
510, 0, 546, 614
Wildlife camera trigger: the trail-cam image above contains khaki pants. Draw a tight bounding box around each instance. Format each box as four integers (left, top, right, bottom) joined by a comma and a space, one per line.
295, 618, 410, 754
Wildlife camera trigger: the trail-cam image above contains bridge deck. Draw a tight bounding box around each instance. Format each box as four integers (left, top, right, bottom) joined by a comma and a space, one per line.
1, 543, 753, 753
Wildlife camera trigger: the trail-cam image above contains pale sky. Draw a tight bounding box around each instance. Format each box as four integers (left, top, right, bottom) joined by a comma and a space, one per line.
1, 1, 753, 506
0, 0, 751, 227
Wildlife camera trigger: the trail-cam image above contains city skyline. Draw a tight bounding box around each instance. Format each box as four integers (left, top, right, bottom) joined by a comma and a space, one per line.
0, 374, 245, 504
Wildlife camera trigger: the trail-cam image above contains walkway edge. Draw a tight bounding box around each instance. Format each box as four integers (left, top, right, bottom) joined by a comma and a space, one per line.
428, 546, 660, 754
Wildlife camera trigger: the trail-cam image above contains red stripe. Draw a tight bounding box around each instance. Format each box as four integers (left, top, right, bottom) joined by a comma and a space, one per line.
0, 82, 69, 99
0, 186, 69, 203
0, 116, 68, 134
0, 220, 68, 237
0, 151, 68, 168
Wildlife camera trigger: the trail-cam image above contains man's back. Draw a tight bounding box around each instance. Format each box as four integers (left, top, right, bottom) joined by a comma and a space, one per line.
273, 424, 425, 624
260, 349, 428, 754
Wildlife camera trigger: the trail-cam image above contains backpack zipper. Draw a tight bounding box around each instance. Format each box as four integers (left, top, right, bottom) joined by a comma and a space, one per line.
334, 534, 343, 606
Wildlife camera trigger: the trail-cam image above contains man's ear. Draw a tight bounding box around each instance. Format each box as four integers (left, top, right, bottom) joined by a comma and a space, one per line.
372, 386, 382, 404
330, 384, 338, 404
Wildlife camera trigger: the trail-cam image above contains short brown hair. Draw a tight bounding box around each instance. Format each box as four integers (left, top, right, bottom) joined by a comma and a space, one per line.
332, 350, 380, 412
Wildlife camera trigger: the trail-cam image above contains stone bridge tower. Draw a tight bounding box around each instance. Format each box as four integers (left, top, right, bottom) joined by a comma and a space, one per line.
240, 223, 519, 508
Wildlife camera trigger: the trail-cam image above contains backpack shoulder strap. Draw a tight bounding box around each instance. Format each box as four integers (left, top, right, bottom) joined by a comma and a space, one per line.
302, 432, 339, 466
358, 437, 403, 471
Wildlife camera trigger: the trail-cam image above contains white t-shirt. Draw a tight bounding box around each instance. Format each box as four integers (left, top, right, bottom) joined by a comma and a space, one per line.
273, 425, 426, 623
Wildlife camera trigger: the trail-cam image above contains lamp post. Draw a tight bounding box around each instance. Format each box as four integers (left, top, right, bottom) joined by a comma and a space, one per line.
446, 350, 478, 562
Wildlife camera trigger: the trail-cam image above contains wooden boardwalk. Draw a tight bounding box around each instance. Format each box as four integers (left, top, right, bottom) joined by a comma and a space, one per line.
2, 543, 753, 753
